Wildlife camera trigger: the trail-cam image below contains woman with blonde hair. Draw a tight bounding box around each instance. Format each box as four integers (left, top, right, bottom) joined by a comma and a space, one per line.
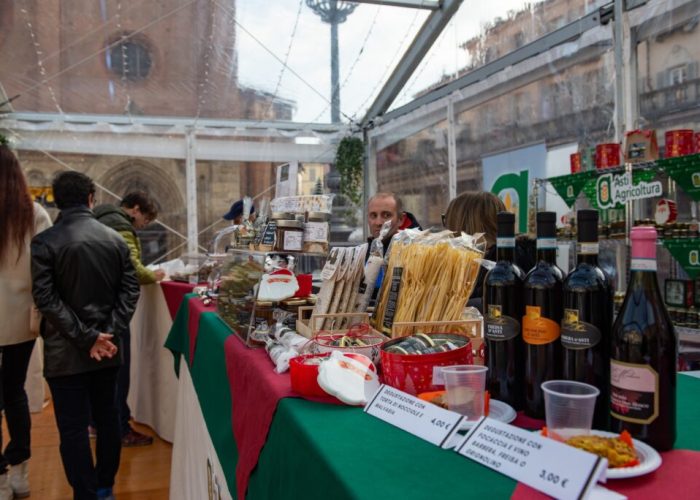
0, 142, 52, 499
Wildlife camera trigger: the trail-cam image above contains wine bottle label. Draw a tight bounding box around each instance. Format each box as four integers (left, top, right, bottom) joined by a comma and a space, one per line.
560, 308, 601, 349
610, 360, 659, 425
522, 305, 560, 344
630, 258, 657, 272
578, 243, 599, 255
536, 237, 557, 250
485, 304, 520, 341
496, 237, 515, 248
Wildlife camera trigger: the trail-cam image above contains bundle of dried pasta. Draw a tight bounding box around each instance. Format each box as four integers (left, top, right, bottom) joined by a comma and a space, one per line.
373, 230, 484, 337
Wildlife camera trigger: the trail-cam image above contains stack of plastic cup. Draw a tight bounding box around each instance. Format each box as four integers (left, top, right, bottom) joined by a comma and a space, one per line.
442, 365, 488, 421
541, 380, 600, 441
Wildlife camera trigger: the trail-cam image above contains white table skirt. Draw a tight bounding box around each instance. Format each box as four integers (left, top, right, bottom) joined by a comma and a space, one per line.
128, 283, 179, 442
170, 361, 233, 500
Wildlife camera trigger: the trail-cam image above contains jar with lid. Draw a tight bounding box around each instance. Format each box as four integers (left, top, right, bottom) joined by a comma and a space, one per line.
303, 212, 331, 254
274, 220, 304, 252
258, 212, 294, 251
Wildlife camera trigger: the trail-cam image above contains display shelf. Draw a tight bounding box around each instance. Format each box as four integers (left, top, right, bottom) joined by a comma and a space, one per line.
215, 250, 326, 348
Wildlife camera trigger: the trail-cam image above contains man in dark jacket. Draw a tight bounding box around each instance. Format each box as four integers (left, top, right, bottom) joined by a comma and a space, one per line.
31, 172, 140, 500
93, 192, 163, 447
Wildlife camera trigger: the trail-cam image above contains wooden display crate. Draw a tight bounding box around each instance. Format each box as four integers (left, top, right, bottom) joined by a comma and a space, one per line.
296, 306, 385, 339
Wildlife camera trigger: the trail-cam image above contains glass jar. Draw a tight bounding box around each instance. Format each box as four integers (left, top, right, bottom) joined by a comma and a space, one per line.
274, 220, 304, 252
303, 212, 330, 254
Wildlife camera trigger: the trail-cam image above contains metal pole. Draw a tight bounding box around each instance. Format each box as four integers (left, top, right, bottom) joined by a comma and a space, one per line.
185, 128, 199, 254
447, 99, 457, 201
613, 0, 625, 142
330, 14, 340, 123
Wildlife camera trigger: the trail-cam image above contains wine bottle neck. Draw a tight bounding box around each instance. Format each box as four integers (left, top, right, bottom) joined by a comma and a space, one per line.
497, 245, 515, 262
577, 253, 599, 266
537, 248, 557, 263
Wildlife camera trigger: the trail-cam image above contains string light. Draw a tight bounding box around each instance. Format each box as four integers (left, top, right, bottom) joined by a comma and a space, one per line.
310, 4, 382, 123
262, 0, 305, 121
19, 2, 63, 114
350, 9, 422, 121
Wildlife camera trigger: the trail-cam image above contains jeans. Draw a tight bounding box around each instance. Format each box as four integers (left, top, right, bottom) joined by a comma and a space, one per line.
116, 327, 132, 436
48, 367, 121, 500
0, 339, 36, 473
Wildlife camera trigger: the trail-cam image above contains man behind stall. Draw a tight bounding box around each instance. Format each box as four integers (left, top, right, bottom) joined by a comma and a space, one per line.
31, 171, 140, 500
93, 191, 164, 447
366, 192, 421, 254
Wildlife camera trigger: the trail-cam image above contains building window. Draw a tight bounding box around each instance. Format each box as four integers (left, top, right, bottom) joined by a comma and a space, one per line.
108, 38, 152, 81
669, 65, 687, 86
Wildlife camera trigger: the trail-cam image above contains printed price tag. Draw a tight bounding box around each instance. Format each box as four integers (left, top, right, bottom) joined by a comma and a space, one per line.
364, 385, 464, 449
455, 418, 607, 500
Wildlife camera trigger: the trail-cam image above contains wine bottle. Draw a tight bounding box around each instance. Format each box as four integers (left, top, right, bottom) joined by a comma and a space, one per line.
523, 211, 564, 419
484, 212, 525, 410
561, 210, 613, 430
610, 226, 676, 451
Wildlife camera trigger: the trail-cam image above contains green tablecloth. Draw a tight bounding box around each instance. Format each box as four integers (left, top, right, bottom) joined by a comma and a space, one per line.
165, 297, 700, 499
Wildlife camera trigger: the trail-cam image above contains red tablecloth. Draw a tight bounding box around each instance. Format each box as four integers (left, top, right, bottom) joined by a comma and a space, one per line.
223, 335, 296, 500
512, 449, 700, 499
187, 296, 216, 365
160, 280, 198, 320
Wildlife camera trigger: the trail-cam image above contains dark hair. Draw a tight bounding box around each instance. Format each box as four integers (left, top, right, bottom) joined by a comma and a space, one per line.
52, 171, 96, 209
120, 191, 158, 219
0, 146, 33, 263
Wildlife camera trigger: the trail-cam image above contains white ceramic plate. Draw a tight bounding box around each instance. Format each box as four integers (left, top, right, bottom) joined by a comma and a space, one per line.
458, 400, 517, 431
588, 430, 662, 479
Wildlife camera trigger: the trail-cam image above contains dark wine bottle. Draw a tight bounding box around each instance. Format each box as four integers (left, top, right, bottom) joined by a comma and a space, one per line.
483, 212, 525, 410
523, 211, 564, 419
610, 226, 676, 451
561, 210, 613, 430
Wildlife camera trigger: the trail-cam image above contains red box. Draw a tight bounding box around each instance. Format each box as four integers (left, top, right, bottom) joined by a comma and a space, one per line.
595, 143, 621, 169
665, 129, 694, 157
570, 152, 582, 174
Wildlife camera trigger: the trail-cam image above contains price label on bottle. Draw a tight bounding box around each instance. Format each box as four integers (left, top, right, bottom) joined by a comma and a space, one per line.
455, 417, 607, 500
364, 385, 465, 449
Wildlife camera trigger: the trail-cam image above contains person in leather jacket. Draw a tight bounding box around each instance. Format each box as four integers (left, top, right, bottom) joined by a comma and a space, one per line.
31, 171, 140, 500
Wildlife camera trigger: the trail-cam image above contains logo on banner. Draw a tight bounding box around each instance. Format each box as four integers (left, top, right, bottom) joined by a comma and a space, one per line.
691, 250, 699, 266
596, 172, 662, 208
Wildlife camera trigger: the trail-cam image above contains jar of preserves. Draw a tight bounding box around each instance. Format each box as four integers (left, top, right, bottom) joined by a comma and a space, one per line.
303, 212, 331, 254
274, 220, 304, 252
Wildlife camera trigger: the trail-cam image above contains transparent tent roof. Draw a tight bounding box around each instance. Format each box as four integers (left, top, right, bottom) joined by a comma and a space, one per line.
0, 0, 436, 125
1, 0, 697, 260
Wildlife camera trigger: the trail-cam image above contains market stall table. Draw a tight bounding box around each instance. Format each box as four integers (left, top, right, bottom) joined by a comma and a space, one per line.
166, 295, 700, 499
127, 281, 195, 442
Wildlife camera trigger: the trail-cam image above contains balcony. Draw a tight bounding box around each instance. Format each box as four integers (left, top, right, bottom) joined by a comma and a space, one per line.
640, 78, 700, 121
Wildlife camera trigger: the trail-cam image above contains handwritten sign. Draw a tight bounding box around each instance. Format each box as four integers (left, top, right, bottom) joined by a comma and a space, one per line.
364, 385, 465, 449
455, 417, 607, 500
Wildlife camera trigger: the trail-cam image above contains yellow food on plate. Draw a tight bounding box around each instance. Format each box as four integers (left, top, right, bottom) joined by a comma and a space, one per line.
565, 434, 639, 468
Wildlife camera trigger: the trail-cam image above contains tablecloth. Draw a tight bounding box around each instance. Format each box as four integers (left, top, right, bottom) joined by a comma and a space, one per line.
166, 295, 700, 499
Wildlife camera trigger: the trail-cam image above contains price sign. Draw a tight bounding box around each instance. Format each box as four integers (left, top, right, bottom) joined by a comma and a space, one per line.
455, 417, 607, 500
364, 385, 465, 449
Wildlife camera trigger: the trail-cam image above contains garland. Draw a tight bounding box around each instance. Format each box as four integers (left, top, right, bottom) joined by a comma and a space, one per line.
335, 136, 364, 205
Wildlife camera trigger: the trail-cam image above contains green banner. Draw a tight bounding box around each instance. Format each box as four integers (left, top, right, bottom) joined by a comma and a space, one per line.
659, 154, 700, 202
663, 238, 700, 279
548, 171, 595, 208
581, 169, 658, 209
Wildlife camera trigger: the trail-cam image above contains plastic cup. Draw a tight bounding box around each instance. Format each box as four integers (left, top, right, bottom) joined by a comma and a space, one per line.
541, 380, 600, 441
442, 365, 488, 420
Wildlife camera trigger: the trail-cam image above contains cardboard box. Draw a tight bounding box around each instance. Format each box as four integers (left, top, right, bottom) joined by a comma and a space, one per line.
625, 129, 659, 162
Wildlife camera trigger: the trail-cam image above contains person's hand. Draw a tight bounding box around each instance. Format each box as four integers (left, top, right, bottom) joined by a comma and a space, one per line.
154, 269, 166, 282
90, 333, 118, 361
